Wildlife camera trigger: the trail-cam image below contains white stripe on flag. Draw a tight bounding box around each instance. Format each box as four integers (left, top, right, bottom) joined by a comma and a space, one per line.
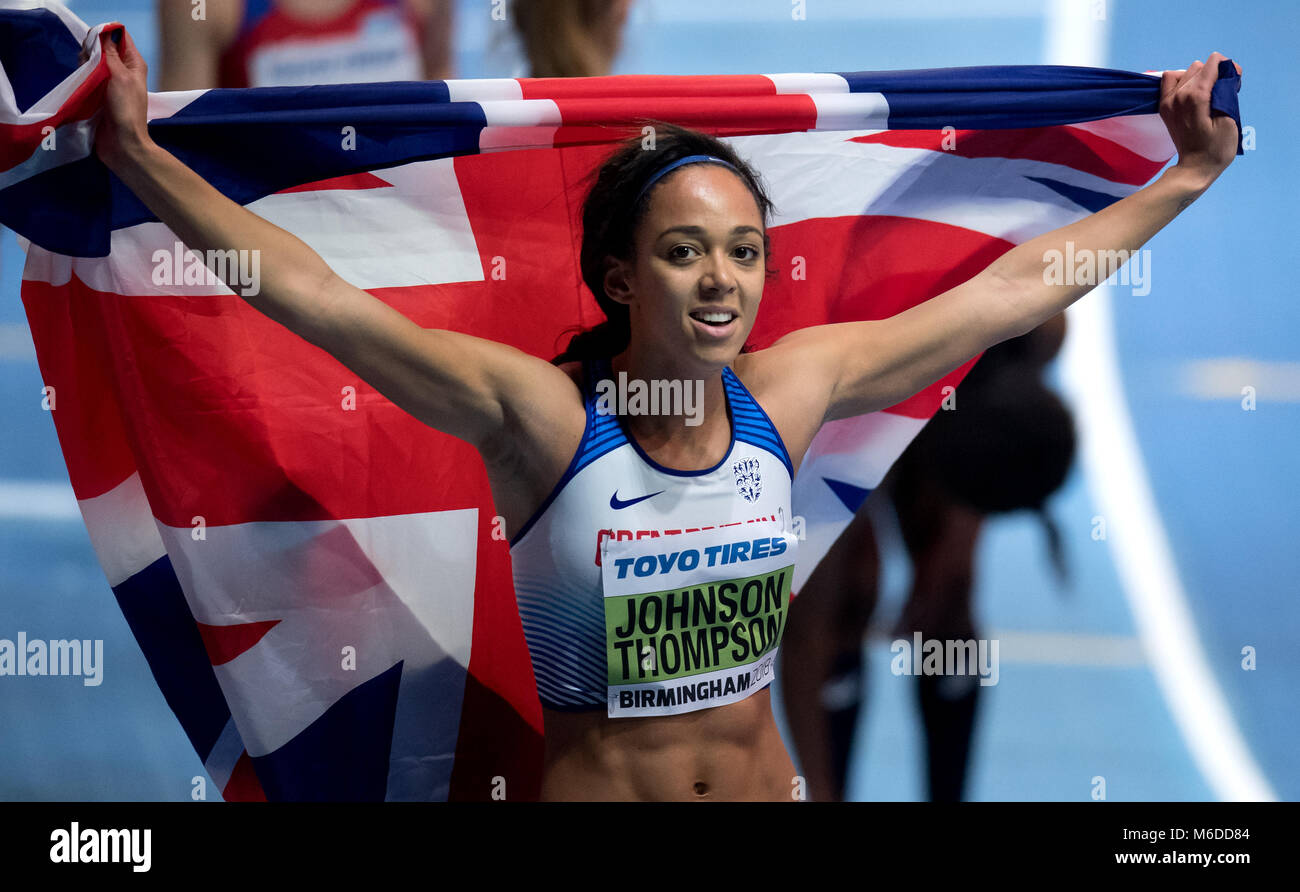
476, 98, 562, 128
476, 97, 562, 151
21, 158, 486, 294
791, 411, 928, 589
249, 159, 485, 289
203, 715, 246, 795
766, 73, 851, 94
807, 92, 890, 131
728, 130, 1132, 244
78, 472, 169, 588
19, 240, 72, 286
1067, 114, 1175, 163
0, 118, 95, 190
146, 89, 209, 121
444, 78, 523, 102
155, 508, 477, 757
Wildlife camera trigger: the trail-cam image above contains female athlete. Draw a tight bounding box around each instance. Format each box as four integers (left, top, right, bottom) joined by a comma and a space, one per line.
92, 27, 1241, 800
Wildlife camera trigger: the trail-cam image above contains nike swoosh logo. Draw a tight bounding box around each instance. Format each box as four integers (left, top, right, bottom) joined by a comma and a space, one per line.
610, 489, 664, 510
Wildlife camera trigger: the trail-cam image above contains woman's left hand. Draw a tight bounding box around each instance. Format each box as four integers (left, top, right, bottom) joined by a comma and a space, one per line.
1159, 51, 1243, 187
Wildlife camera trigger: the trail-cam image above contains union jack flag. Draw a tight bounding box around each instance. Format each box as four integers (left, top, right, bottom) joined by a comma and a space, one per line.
0, 1, 1241, 800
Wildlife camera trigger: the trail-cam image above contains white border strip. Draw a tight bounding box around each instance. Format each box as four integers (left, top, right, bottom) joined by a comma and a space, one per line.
1048, 0, 1275, 802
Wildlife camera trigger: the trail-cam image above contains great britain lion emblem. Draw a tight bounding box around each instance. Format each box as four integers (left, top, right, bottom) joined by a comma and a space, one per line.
732, 457, 762, 502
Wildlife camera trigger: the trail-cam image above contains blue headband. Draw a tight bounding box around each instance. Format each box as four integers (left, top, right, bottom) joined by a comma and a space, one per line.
634, 154, 739, 208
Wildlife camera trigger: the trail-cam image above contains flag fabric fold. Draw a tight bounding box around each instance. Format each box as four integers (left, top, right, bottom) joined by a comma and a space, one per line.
3, 2, 1235, 800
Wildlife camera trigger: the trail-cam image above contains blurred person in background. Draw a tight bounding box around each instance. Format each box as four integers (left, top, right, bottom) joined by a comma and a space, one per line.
511, 0, 632, 78
158, 0, 453, 90
782, 313, 1076, 801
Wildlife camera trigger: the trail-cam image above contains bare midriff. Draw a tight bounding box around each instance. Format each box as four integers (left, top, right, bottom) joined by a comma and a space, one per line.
539, 688, 800, 801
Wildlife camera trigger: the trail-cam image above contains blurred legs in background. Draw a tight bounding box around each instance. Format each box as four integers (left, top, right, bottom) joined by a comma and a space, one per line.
784, 314, 1075, 802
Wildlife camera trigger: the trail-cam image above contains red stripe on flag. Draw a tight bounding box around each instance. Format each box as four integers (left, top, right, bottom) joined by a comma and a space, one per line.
276, 172, 394, 193
0, 26, 115, 170
520, 74, 777, 100
28, 272, 499, 523
750, 214, 1012, 417
849, 126, 1166, 186
447, 512, 543, 801
196, 619, 281, 666
222, 751, 268, 801
549, 95, 819, 143
27, 144, 595, 526
20, 278, 138, 500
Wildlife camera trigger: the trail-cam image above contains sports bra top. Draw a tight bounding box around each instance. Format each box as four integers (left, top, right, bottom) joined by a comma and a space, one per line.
508, 356, 797, 715
217, 0, 423, 88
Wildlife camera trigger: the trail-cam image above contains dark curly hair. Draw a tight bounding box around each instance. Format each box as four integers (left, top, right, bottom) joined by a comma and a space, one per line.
903, 357, 1078, 583
553, 121, 776, 364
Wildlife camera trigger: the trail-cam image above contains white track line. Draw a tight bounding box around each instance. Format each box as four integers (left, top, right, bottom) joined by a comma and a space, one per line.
980, 630, 1146, 667
0, 479, 81, 521
1179, 358, 1300, 402
867, 628, 1146, 667
1048, 0, 1276, 802
0, 322, 36, 361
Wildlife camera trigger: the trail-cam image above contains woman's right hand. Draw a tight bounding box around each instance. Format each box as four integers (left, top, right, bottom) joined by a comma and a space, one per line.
84, 27, 153, 172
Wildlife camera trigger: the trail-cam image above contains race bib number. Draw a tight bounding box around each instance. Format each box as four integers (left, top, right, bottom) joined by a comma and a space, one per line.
600, 519, 798, 718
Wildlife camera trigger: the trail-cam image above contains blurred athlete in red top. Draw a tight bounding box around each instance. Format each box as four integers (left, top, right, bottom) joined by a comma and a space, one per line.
158, 0, 452, 90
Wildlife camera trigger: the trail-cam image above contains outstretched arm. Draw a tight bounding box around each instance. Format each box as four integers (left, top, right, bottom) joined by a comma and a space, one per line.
94, 27, 575, 451
774, 54, 1243, 423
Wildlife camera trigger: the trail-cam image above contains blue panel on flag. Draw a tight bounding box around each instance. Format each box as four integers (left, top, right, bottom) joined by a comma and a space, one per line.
0, 9, 80, 112
169, 80, 454, 114
251, 661, 404, 802
0, 156, 115, 257
108, 81, 488, 235
112, 555, 234, 763
824, 478, 873, 514
839, 65, 1159, 129
1024, 175, 1123, 213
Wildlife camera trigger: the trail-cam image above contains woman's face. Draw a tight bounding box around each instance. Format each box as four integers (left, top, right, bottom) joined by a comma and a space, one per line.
607, 164, 767, 368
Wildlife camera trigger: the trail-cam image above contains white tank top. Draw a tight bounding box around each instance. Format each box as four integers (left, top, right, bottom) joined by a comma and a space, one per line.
218, 0, 424, 88
509, 356, 796, 714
